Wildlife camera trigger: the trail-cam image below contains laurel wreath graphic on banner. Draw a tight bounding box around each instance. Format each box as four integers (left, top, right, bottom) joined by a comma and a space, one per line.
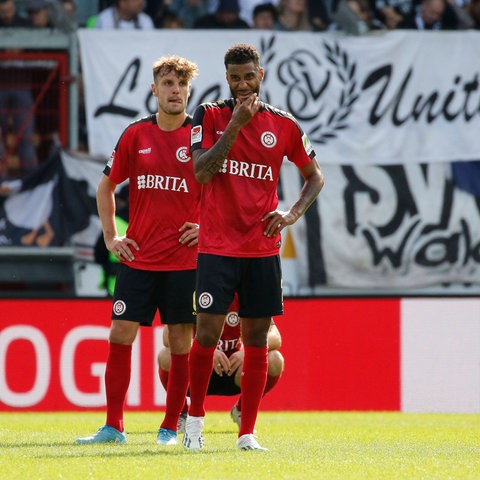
309, 41, 359, 144
259, 37, 358, 145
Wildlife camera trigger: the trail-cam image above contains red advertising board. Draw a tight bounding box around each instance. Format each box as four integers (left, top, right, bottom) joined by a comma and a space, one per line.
0, 298, 400, 411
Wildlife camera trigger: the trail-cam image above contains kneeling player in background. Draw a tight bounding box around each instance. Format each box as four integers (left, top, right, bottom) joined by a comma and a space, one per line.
158, 298, 284, 435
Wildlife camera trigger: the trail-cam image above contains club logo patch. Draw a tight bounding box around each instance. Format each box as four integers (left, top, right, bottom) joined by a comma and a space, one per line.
198, 292, 213, 309
261, 131, 277, 148
191, 125, 202, 144
225, 311, 239, 327
176, 146, 190, 162
113, 300, 126, 316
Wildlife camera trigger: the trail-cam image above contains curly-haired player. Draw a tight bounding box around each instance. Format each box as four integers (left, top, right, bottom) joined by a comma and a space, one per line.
184, 43, 324, 451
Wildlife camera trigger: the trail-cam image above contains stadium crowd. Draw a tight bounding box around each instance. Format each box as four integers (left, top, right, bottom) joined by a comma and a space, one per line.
1, 0, 480, 33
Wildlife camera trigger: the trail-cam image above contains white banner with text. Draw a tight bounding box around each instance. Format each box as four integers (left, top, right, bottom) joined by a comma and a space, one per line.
79, 29, 480, 165
78, 30, 480, 291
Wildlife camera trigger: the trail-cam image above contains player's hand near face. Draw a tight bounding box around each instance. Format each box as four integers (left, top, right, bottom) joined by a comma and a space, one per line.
178, 221, 199, 246
231, 93, 261, 129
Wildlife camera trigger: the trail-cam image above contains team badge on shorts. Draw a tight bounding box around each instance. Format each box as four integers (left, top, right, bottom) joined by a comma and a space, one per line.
261, 131, 277, 148
113, 300, 126, 316
198, 292, 213, 309
226, 311, 239, 327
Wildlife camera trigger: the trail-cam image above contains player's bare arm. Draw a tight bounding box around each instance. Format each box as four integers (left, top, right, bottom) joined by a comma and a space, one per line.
192, 126, 238, 183
97, 175, 139, 261
262, 158, 324, 237
193, 95, 260, 184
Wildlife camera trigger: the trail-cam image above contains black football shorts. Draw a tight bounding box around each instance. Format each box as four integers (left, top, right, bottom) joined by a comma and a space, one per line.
195, 253, 283, 318
112, 264, 196, 326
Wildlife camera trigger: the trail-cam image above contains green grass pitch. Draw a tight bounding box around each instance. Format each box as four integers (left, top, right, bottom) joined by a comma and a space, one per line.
0, 411, 479, 479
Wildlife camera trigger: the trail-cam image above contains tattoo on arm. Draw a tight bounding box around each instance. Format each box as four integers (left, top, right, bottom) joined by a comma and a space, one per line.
204, 154, 226, 175
201, 131, 237, 177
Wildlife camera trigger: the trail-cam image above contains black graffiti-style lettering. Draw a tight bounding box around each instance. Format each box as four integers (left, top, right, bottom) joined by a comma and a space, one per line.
417, 234, 460, 266
363, 219, 480, 269
363, 220, 420, 268
94, 59, 141, 118
362, 65, 480, 126
415, 220, 480, 267
343, 164, 480, 271
342, 165, 418, 236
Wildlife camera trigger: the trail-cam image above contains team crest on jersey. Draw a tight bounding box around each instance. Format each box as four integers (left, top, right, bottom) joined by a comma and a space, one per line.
225, 311, 239, 327
261, 131, 277, 148
191, 125, 202, 144
176, 146, 190, 162
113, 300, 126, 316
198, 292, 213, 309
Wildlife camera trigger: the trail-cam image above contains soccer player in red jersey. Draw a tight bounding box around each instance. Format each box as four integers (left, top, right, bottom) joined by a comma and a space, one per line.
158, 296, 284, 433
184, 43, 324, 451
76, 55, 201, 446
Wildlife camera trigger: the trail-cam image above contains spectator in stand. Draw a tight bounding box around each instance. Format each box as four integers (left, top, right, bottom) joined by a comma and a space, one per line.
0, 0, 31, 26
447, 0, 476, 27
372, 0, 414, 29
90, 0, 155, 29
166, 0, 210, 28
194, 0, 250, 28
25, 0, 77, 31
308, 0, 331, 30
467, 0, 480, 27
27, 1, 53, 27
75, 0, 98, 26
398, 0, 466, 29
60, 0, 78, 24
157, 8, 186, 27
273, 0, 313, 30
330, 0, 386, 32
235, 0, 280, 25
252, 2, 278, 28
